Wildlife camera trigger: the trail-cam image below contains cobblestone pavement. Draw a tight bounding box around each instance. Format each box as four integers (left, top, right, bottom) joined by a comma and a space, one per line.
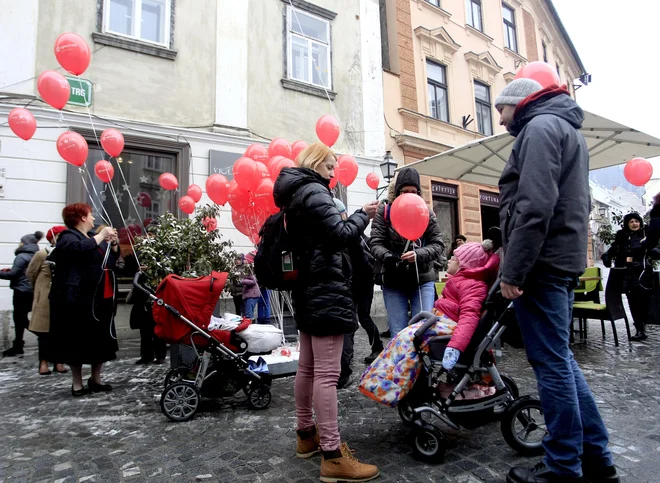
0, 321, 659, 483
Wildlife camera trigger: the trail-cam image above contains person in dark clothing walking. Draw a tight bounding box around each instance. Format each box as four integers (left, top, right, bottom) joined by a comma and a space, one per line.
273, 142, 380, 482
1, 231, 44, 357
229, 254, 246, 316
602, 212, 652, 341
131, 273, 167, 364
496, 78, 618, 483
334, 199, 384, 389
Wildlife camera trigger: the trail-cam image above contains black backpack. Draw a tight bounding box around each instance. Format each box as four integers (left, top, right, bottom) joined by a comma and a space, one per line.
254, 210, 300, 290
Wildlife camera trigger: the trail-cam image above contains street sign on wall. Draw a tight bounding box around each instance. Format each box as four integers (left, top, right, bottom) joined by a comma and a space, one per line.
65, 77, 92, 107
209, 149, 242, 181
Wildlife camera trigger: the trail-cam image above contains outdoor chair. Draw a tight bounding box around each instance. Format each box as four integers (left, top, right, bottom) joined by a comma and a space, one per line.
574, 266, 603, 304
572, 267, 632, 346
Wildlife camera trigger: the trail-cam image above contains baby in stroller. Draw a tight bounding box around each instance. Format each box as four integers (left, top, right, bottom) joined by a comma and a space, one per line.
359, 240, 498, 407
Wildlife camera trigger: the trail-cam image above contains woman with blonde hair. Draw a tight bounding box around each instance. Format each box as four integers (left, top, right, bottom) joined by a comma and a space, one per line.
273, 142, 380, 482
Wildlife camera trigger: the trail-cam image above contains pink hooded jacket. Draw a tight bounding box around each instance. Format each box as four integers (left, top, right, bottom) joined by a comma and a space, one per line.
434, 253, 500, 352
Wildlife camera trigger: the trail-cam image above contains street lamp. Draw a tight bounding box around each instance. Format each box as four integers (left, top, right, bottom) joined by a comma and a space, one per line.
598, 206, 608, 217
379, 151, 398, 182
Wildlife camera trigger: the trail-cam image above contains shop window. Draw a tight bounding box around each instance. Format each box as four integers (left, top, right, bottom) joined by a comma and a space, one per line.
480, 190, 500, 240
432, 182, 459, 256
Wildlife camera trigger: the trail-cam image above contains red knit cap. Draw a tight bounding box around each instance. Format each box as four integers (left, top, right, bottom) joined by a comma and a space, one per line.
454, 240, 493, 270
46, 225, 67, 243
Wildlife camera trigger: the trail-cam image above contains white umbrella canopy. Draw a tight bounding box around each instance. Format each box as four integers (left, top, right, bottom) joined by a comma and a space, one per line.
402, 111, 660, 186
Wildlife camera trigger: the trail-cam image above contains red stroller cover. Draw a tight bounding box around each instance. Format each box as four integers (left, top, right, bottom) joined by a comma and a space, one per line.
153, 271, 228, 344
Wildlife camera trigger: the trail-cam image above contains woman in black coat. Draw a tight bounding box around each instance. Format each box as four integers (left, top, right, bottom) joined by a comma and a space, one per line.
49, 203, 120, 396
273, 142, 379, 481
601, 212, 651, 341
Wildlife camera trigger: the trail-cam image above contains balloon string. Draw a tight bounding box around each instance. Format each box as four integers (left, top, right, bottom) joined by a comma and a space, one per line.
113, 153, 145, 229
79, 166, 112, 226
413, 245, 424, 317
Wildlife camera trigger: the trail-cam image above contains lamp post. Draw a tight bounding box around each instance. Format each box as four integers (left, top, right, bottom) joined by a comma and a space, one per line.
377, 151, 398, 199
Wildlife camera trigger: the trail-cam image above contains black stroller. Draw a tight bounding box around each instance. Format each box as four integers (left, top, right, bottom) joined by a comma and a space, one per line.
398, 281, 546, 462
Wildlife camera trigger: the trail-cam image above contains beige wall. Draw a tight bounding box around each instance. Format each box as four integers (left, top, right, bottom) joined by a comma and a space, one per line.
35, 1, 217, 126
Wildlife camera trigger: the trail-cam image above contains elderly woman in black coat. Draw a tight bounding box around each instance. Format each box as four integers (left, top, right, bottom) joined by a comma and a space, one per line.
49, 203, 119, 396
273, 142, 379, 482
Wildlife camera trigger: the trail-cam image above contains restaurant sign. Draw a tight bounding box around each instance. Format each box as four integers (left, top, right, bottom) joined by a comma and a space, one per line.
431, 182, 458, 198
480, 191, 500, 207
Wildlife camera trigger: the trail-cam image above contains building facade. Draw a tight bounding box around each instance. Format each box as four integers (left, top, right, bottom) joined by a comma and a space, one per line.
379, 0, 587, 246
0, 0, 386, 314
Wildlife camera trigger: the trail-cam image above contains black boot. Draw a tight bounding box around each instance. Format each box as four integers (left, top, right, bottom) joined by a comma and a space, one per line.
363, 350, 381, 365
3, 345, 24, 357
630, 331, 647, 342
507, 462, 583, 483
582, 459, 619, 483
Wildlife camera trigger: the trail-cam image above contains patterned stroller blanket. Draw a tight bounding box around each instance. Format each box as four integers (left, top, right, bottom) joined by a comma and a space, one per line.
359, 314, 456, 407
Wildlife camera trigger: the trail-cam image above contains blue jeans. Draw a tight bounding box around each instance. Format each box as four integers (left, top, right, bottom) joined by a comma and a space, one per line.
257, 288, 271, 325
244, 298, 259, 320
383, 281, 436, 335
513, 270, 613, 477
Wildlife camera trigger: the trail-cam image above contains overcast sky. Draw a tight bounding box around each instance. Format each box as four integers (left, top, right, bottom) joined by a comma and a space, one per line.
552, 0, 660, 171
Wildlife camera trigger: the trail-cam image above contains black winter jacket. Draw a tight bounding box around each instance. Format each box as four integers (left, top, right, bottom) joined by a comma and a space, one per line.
602, 214, 647, 268
644, 204, 660, 255
0, 243, 39, 293
498, 87, 590, 286
370, 203, 444, 289
347, 234, 375, 292
273, 168, 369, 336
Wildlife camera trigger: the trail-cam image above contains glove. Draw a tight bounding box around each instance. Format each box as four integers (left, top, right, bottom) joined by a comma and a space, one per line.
442, 347, 461, 371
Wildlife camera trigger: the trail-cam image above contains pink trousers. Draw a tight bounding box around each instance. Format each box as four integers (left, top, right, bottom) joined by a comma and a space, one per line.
294, 332, 343, 452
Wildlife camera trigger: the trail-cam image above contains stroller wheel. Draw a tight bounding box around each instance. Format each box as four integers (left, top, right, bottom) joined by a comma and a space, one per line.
412, 423, 446, 463
398, 398, 419, 426
164, 367, 195, 388
161, 382, 201, 422
501, 396, 546, 456
500, 374, 520, 399
247, 384, 272, 410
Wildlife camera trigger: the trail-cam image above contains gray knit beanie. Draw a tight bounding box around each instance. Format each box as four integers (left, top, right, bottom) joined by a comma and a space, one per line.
494, 78, 543, 109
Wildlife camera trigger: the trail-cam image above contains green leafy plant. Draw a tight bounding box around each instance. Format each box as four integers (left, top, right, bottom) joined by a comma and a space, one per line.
135, 204, 239, 287
596, 212, 623, 247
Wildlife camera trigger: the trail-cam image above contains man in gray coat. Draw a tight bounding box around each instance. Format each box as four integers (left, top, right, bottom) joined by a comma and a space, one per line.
496, 79, 618, 483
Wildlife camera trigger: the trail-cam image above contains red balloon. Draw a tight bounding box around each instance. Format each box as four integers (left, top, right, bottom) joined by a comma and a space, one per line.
336, 155, 359, 187
232, 209, 260, 239
624, 158, 653, 187
37, 71, 70, 110
271, 158, 295, 179
244, 144, 268, 163
329, 177, 339, 189
253, 178, 276, 214
291, 141, 309, 164
187, 184, 203, 203
137, 192, 152, 208
54, 33, 91, 75
233, 157, 259, 191
515, 61, 560, 89
256, 161, 271, 181
366, 172, 380, 190
390, 193, 430, 241
316, 115, 341, 147
206, 174, 229, 205
179, 195, 196, 215
268, 155, 285, 176
8, 108, 36, 141
202, 217, 218, 232
57, 131, 88, 167
228, 180, 252, 214
268, 138, 292, 160
159, 173, 178, 191
94, 160, 114, 183
100, 129, 124, 157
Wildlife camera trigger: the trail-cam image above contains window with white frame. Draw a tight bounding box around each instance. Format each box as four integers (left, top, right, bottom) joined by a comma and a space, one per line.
287, 6, 332, 88
426, 0, 440, 6
474, 81, 493, 136
104, 0, 171, 47
502, 3, 517, 52
427, 60, 449, 123
466, 0, 483, 32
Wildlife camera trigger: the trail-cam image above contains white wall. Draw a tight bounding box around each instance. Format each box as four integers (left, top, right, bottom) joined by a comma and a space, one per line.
0, 0, 38, 97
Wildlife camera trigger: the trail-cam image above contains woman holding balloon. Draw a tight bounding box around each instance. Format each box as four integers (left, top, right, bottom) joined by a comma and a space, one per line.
370, 167, 444, 336
273, 142, 380, 482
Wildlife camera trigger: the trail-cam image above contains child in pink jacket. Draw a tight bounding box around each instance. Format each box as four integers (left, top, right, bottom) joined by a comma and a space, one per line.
359, 240, 498, 407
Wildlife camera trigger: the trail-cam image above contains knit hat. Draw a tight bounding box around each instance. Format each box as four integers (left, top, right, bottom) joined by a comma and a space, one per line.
454, 240, 494, 270
333, 198, 347, 214
45, 226, 66, 243
20, 231, 44, 246
394, 167, 421, 197
494, 78, 543, 109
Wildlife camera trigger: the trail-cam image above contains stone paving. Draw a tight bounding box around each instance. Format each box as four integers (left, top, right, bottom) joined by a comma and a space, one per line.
0, 320, 659, 483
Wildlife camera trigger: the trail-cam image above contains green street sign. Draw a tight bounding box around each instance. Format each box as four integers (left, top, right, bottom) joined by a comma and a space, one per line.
65, 76, 92, 107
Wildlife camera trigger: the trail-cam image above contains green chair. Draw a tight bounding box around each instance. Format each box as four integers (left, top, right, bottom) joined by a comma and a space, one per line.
435, 282, 446, 299
574, 266, 604, 304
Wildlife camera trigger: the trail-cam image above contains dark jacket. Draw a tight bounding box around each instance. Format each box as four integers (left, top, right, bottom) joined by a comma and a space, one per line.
370, 204, 445, 289
273, 167, 369, 336
602, 213, 647, 268
347, 234, 375, 290
0, 243, 40, 292
49, 229, 119, 305
643, 204, 660, 256
498, 86, 590, 286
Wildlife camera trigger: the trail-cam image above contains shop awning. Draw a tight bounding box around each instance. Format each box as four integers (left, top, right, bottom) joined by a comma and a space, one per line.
402, 111, 660, 186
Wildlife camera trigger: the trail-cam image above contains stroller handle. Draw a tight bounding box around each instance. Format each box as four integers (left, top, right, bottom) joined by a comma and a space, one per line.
132, 271, 156, 297
410, 311, 439, 350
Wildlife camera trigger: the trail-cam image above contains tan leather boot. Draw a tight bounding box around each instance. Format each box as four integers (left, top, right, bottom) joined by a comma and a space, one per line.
320, 443, 380, 482
296, 426, 320, 458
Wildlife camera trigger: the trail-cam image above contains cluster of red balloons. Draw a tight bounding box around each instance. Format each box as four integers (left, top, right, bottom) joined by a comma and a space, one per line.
7, 33, 91, 142
624, 157, 653, 186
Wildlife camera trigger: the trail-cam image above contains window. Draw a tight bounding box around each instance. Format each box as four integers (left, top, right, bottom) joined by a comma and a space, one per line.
556, 63, 561, 82
426, 0, 440, 6
103, 0, 171, 46
466, 0, 483, 32
287, 6, 332, 88
502, 3, 517, 52
426, 61, 449, 122
474, 81, 493, 136
542, 41, 548, 62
